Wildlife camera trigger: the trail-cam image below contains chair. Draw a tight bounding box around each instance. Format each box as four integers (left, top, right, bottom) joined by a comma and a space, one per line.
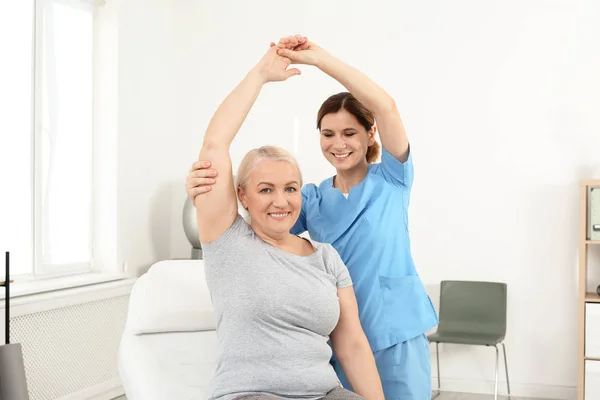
427, 280, 510, 400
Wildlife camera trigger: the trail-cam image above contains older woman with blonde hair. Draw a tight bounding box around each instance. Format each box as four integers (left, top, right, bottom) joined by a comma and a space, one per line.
189, 35, 438, 400
193, 42, 384, 400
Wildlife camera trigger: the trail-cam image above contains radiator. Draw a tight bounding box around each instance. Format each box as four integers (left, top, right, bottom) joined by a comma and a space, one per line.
1, 278, 134, 400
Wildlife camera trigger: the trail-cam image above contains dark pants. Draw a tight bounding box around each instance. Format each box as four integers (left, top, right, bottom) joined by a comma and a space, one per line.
237, 387, 365, 399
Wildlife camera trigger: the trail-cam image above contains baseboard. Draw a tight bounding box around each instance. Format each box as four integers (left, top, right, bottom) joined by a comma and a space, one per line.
432, 377, 576, 400
56, 376, 573, 400
57, 377, 124, 400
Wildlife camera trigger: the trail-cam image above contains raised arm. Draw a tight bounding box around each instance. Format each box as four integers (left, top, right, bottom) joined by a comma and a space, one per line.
276, 35, 409, 163
195, 45, 301, 243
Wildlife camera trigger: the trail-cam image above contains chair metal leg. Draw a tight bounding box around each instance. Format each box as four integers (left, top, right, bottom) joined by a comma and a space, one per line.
494, 345, 499, 400
431, 342, 441, 399
502, 343, 511, 397
436, 342, 441, 393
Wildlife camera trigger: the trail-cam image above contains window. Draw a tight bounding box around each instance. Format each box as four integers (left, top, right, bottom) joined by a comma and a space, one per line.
1, 0, 104, 279
0, 1, 35, 277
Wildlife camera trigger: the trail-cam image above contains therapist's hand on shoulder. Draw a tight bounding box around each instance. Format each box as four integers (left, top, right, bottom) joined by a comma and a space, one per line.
186, 160, 218, 202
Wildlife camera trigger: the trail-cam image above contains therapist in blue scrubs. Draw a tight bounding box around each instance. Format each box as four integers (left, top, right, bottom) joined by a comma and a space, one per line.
186, 35, 439, 400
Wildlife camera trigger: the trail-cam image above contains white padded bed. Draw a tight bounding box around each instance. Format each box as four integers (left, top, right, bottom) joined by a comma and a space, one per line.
118, 260, 219, 400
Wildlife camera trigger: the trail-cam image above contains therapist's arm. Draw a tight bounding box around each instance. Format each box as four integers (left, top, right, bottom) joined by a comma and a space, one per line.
330, 287, 384, 400
276, 36, 409, 163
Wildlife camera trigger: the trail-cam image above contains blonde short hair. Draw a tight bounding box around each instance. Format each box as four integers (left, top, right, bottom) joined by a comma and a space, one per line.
237, 146, 303, 191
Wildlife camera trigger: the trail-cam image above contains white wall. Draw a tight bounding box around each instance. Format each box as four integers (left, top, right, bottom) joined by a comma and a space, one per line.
107, 0, 600, 398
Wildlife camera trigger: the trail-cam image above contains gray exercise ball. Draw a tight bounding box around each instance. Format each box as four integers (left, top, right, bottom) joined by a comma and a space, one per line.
182, 196, 202, 259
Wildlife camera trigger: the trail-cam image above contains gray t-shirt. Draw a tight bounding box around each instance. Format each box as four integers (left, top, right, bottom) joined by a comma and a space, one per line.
201, 214, 353, 400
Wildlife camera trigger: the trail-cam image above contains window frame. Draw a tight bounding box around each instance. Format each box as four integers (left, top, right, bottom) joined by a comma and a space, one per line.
7, 0, 121, 283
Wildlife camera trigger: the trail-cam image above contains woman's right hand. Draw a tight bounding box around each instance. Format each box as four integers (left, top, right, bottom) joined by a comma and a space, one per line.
186, 160, 218, 203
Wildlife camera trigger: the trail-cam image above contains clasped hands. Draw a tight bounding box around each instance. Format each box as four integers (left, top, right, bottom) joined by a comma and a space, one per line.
254, 34, 328, 83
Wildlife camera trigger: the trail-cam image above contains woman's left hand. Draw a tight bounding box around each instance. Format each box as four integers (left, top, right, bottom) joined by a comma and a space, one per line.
274, 34, 329, 67
254, 44, 302, 84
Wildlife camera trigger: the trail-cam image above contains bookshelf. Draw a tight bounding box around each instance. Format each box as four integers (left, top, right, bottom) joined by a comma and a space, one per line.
578, 180, 600, 400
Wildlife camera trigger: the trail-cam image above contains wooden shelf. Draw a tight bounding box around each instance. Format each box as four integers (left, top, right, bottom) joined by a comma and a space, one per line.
581, 180, 600, 187
579, 179, 600, 399
586, 293, 600, 303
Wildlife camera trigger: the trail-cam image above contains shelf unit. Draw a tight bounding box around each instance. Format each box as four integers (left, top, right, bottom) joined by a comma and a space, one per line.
578, 179, 600, 400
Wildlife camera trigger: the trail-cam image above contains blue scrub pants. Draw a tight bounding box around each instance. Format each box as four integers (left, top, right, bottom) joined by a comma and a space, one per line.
331, 334, 431, 400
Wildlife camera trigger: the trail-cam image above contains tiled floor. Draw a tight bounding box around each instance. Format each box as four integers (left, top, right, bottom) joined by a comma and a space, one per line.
431, 393, 546, 400
113, 393, 549, 400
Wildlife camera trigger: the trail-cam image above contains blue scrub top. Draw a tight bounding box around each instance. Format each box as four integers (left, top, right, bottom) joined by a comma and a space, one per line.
291, 147, 438, 351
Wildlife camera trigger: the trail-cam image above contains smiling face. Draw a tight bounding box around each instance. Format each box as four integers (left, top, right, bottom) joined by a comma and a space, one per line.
238, 159, 302, 238
319, 109, 376, 172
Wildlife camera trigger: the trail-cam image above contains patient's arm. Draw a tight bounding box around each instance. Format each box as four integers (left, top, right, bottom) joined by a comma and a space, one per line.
194, 70, 261, 243
195, 45, 301, 243
330, 287, 384, 400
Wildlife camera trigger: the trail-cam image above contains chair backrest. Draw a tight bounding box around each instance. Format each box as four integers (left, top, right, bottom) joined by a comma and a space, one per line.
437, 280, 507, 337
